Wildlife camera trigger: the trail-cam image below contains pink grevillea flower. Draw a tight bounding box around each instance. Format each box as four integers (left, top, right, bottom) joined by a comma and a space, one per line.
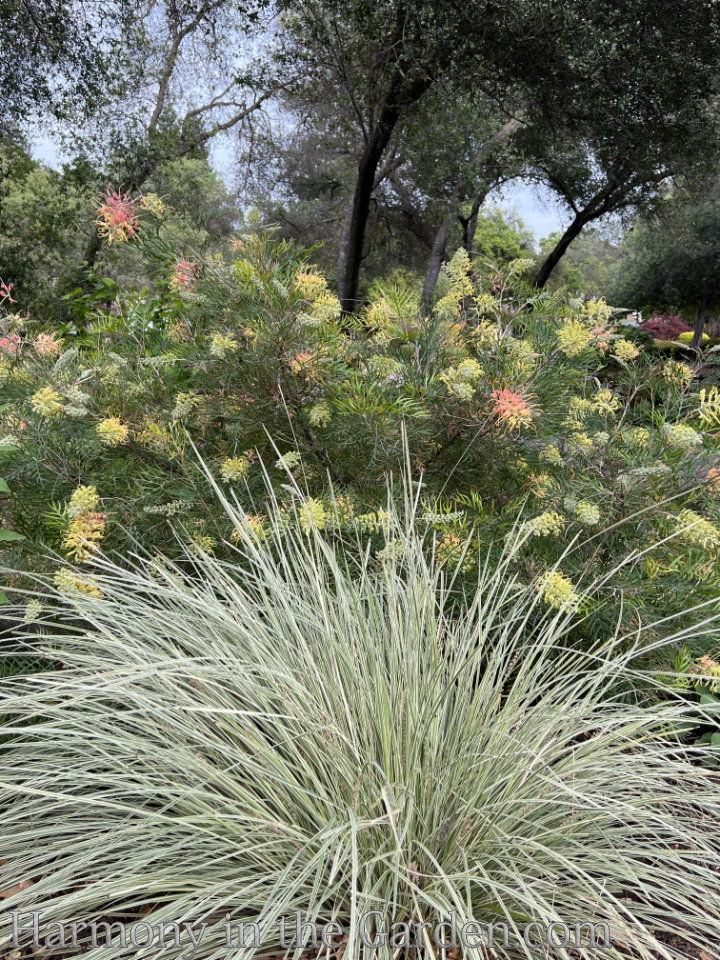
490, 388, 535, 430
171, 260, 197, 293
706, 467, 720, 492
590, 325, 612, 352
95, 190, 139, 244
33, 333, 62, 357
288, 351, 317, 377
0, 281, 16, 303
0, 332, 21, 355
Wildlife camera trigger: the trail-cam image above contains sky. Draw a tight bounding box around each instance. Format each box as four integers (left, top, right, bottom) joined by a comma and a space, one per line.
31, 132, 570, 246
485, 181, 569, 244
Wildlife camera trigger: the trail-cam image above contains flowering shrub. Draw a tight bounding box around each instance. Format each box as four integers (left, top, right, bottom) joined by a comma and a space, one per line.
3, 194, 720, 635
640, 311, 692, 340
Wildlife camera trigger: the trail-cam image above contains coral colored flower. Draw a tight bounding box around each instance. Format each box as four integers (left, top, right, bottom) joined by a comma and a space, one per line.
590, 326, 611, 351
490, 388, 535, 430
288, 351, 317, 377
171, 260, 196, 293
706, 467, 720, 492
33, 333, 62, 357
0, 332, 21, 355
95, 191, 139, 244
0, 281, 16, 303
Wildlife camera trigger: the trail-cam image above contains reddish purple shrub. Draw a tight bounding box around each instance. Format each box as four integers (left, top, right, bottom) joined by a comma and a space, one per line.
640, 312, 692, 339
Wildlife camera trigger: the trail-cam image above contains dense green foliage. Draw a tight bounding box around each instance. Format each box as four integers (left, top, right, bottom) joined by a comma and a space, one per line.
614, 178, 720, 324
4, 197, 720, 651
0, 140, 240, 315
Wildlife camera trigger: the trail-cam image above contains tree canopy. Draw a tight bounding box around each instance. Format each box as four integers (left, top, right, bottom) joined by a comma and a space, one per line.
614, 177, 720, 344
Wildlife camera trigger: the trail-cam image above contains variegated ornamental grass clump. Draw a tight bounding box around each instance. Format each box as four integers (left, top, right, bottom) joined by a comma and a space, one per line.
2, 197, 720, 624
2, 490, 720, 960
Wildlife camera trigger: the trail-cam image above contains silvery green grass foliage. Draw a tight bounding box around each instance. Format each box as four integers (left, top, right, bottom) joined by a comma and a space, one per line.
1, 472, 720, 960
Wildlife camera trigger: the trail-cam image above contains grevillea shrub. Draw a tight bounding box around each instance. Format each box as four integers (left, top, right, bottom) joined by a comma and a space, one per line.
2, 197, 720, 632
2, 494, 720, 960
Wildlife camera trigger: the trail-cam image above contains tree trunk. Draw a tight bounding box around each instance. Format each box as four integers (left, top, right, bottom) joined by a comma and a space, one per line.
692, 290, 708, 349
459, 214, 470, 253
533, 210, 592, 289
422, 207, 460, 304
464, 190, 486, 256
337, 130, 393, 313
79, 229, 103, 278
420, 113, 526, 306
338, 76, 432, 315
458, 196, 483, 254
421, 183, 489, 306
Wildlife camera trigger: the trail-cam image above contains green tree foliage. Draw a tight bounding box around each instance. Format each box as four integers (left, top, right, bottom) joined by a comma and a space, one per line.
279, 0, 720, 310
0, 0, 135, 125
0, 142, 98, 315
0, 142, 239, 315
537, 226, 625, 299
250, 89, 534, 295
472, 207, 535, 269
614, 179, 720, 344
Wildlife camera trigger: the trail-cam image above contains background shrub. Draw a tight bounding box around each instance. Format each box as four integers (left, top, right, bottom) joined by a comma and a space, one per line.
3, 202, 720, 638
